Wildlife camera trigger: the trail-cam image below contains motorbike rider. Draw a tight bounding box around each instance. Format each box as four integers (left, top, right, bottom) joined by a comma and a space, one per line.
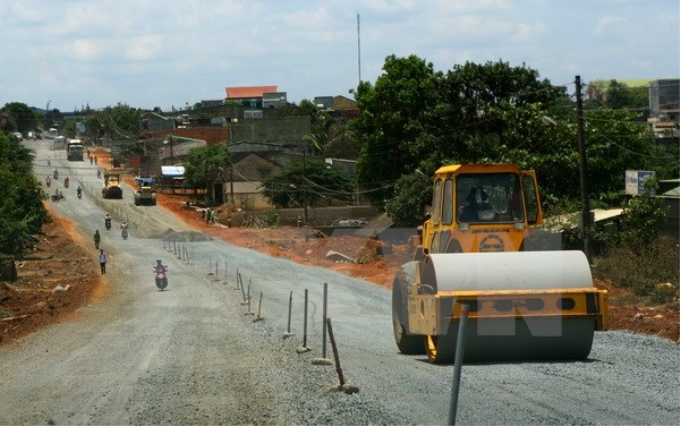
154, 258, 168, 290
120, 221, 129, 239
64, 176, 69, 187
46, 176, 52, 188
105, 213, 112, 230
154, 258, 167, 274
53, 169, 58, 179
77, 186, 82, 198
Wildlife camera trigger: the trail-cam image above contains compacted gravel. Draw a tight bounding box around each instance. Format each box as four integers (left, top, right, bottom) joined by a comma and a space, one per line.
0, 142, 678, 425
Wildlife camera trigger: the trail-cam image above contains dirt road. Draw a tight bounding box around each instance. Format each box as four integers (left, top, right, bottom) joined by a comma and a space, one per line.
0, 141, 678, 425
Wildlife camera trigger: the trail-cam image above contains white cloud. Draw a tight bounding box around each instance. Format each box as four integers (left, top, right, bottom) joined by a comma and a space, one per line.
593, 15, 626, 35
72, 39, 99, 59
1, 0, 677, 110
125, 35, 164, 61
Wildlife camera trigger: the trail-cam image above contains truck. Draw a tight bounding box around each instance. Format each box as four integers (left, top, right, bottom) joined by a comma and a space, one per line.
101, 171, 123, 199
392, 163, 608, 363
66, 139, 85, 161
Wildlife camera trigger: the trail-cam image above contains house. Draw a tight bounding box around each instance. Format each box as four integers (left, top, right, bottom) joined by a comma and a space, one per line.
225, 86, 279, 108
313, 95, 360, 121
226, 152, 283, 210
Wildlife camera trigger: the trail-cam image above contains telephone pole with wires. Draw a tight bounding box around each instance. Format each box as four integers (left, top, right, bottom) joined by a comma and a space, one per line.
575, 75, 592, 263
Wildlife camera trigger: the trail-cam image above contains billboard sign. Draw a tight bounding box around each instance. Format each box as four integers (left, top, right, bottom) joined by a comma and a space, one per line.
625, 170, 656, 196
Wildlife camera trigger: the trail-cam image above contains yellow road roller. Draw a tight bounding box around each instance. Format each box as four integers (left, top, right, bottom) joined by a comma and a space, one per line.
392, 164, 608, 363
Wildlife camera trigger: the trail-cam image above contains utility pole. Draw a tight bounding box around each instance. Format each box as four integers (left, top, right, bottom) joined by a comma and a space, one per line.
575, 75, 591, 263
302, 148, 308, 225
229, 165, 234, 203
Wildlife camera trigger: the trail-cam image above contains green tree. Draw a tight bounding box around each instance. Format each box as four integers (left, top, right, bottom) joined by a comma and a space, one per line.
620, 179, 670, 248
261, 159, 354, 208
350, 56, 567, 220
2, 102, 39, 134
0, 132, 49, 257
350, 54, 440, 207
605, 80, 649, 110
85, 103, 142, 141
183, 144, 230, 203
384, 162, 434, 225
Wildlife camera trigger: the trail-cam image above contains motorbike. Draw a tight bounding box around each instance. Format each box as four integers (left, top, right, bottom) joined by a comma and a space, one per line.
51, 191, 65, 202
53, 170, 59, 179
77, 187, 82, 199
64, 178, 69, 188
121, 228, 128, 240
155, 266, 168, 291
45, 177, 52, 188
105, 217, 112, 230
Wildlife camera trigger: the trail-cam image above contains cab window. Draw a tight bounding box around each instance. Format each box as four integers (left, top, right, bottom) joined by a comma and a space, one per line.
432, 179, 443, 225
442, 179, 453, 224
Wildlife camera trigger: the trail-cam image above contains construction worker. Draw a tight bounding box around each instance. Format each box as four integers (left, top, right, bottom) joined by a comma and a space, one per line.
93, 230, 101, 249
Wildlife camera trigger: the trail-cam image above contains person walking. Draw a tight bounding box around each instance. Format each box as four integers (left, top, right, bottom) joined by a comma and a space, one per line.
98, 249, 107, 274
94, 230, 101, 249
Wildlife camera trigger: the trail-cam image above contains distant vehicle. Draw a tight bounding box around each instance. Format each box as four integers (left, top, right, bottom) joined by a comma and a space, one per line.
11, 132, 23, 140
53, 136, 67, 149
67, 139, 85, 161
102, 171, 123, 199
47, 128, 59, 139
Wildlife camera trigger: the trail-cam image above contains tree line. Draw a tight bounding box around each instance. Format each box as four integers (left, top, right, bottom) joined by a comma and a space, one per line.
1, 55, 677, 258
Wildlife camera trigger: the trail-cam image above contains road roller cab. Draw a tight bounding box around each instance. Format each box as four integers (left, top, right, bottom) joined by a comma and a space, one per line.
393, 163, 609, 363
415, 163, 543, 257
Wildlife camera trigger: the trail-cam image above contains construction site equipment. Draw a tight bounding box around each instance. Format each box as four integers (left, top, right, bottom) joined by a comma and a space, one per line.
101, 171, 123, 199
392, 164, 608, 363
134, 184, 157, 206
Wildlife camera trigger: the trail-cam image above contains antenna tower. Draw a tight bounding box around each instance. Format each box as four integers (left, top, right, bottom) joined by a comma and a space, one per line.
357, 13, 361, 82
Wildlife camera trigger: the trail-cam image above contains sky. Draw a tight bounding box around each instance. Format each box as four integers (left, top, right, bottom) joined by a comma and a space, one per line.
1, 0, 678, 112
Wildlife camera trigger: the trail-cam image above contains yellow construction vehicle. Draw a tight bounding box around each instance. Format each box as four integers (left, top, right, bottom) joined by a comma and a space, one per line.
134, 184, 156, 206
392, 164, 608, 363
101, 171, 123, 199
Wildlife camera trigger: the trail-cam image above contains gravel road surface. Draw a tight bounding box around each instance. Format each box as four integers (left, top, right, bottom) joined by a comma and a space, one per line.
0, 141, 678, 425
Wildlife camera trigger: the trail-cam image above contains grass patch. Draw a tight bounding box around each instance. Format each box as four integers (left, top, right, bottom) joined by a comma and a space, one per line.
594, 237, 679, 304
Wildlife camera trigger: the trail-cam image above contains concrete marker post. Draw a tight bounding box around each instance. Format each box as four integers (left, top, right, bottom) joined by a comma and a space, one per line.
244, 280, 255, 315
325, 317, 359, 394
239, 274, 247, 303
313, 283, 332, 365
252, 291, 264, 322
283, 291, 294, 339
296, 289, 311, 354
448, 303, 470, 426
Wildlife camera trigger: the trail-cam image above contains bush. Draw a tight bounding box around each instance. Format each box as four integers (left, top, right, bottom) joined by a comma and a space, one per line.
593, 237, 679, 304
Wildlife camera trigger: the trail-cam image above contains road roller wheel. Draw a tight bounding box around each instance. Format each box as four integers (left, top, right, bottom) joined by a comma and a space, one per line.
392, 263, 425, 355
392, 315, 425, 355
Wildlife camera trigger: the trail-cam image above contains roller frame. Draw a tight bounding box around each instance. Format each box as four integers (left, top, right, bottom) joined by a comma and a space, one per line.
407, 287, 609, 337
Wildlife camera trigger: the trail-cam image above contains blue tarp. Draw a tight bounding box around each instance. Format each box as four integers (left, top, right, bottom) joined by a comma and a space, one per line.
135, 177, 155, 186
